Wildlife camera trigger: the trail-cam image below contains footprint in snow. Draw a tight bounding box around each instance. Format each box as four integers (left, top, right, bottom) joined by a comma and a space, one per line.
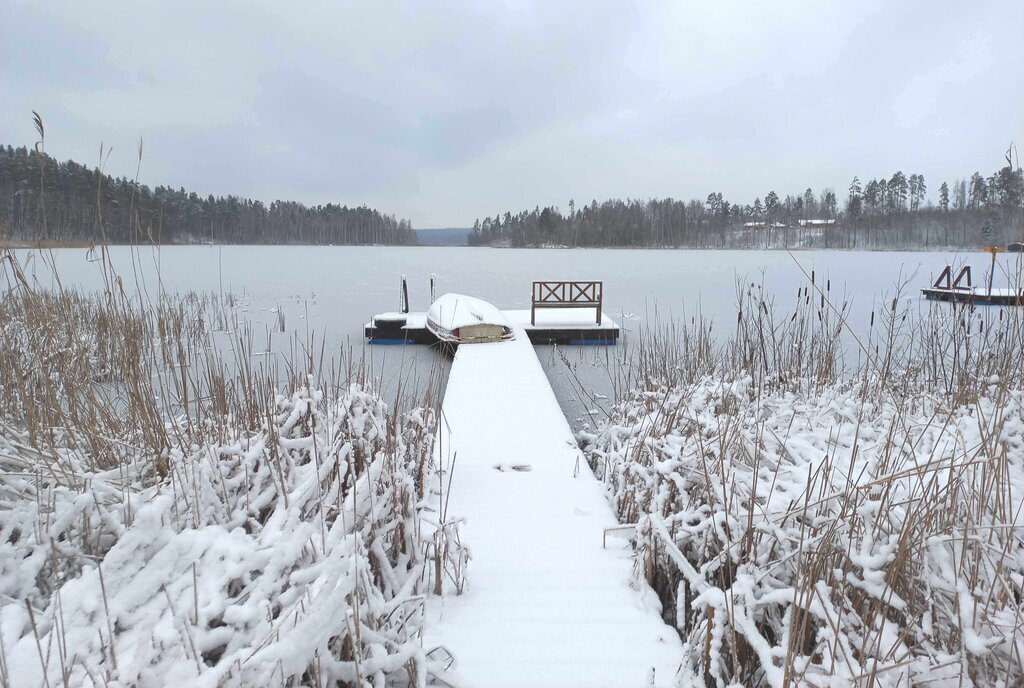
493, 462, 532, 472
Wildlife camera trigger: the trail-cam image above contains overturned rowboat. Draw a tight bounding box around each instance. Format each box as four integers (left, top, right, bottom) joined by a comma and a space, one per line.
425, 293, 515, 343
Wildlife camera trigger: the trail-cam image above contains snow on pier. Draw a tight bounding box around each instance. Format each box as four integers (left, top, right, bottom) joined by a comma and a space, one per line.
425, 325, 681, 687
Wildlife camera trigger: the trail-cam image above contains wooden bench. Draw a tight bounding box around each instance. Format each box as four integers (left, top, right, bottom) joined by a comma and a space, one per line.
531, 281, 603, 325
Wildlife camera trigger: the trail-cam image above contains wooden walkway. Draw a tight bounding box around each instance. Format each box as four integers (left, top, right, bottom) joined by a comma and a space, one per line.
424, 325, 681, 687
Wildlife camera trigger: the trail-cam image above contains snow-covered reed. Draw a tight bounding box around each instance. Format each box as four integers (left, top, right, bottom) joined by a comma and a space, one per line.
0, 250, 462, 687
582, 281, 1024, 687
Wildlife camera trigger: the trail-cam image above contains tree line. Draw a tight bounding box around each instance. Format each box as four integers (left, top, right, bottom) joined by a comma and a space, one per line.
0, 145, 416, 245
469, 164, 1024, 250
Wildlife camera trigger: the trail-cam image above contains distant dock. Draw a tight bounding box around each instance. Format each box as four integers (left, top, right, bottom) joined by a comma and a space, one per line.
922, 264, 1024, 306
922, 286, 1024, 306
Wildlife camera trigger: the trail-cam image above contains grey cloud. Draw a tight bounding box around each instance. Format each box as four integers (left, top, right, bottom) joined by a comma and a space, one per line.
1, 4, 124, 90
1, 0, 1021, 227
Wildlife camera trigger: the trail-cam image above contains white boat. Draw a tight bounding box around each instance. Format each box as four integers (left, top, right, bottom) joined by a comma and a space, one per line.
426, 293, 514, 343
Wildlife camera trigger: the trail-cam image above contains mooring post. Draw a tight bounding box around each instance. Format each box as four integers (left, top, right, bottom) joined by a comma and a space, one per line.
430, 273, 436, 302
984, 246, 1003, 298
989, 249, 997, 297
400, 274, 409, 314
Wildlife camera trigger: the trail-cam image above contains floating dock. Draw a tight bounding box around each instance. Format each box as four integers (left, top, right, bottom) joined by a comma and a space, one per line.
922, 286, 1024, 306
922, 264, 1023, 305
365, 308, 619, 345
423, 323, 681, 687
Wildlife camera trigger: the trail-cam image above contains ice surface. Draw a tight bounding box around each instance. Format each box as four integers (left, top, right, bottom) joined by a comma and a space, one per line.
21, 245, 1021, 427
19, 246, 1021, 346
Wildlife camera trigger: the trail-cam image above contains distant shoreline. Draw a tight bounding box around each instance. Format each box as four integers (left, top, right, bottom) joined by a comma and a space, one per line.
2, 240, 1012, 253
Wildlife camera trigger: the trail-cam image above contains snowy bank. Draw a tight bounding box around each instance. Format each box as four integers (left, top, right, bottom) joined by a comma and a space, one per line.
0, 381, 460, 687
581, 374, 1024, 686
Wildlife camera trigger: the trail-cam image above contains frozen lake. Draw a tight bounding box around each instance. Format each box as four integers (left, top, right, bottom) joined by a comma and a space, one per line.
14, 245, 1023, 427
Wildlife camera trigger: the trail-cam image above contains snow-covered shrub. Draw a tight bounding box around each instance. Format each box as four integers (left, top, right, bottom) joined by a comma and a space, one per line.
583, 288, 1024, 687
585, 378, 1024, 686
0, 255, 459, 687
1, 380, 455, 687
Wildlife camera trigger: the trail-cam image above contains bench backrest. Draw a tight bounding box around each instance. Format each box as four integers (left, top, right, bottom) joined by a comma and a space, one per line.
531, 281, 603, 324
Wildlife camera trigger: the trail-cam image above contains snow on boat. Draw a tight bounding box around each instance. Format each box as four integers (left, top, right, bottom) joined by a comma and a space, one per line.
426, 293, 514, 343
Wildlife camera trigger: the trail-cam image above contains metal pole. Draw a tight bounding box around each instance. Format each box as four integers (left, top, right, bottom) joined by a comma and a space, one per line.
988, 248, 997, 298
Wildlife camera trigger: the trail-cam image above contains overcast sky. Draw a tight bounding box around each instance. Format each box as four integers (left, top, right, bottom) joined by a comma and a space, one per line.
3, 1, 1022, 227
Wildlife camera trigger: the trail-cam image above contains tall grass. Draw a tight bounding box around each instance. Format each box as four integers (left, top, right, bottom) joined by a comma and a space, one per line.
582, 276, 1024, 686
0, 248, 461, 687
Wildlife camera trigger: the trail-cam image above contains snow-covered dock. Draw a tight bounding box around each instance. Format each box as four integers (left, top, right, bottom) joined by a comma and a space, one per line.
424, 325, 681, 687
922, 263, 1024, 305
921, 285, 1024, 305
365, 308, 619, 344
